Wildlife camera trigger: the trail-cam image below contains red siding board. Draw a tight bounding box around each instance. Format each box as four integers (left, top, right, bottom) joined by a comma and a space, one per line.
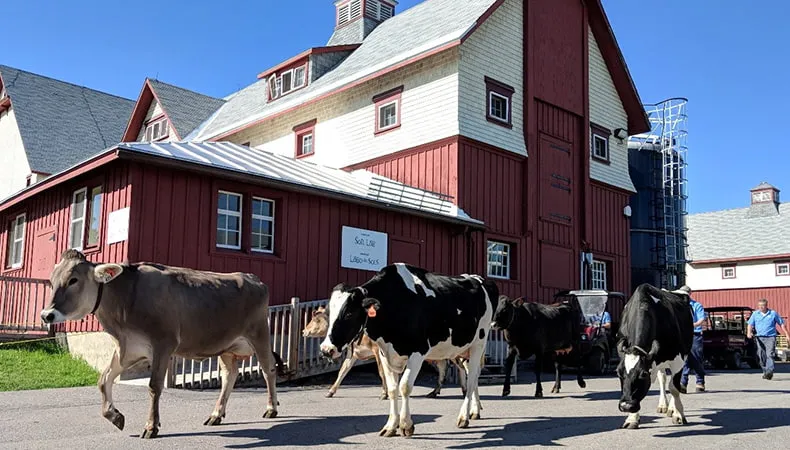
694, 287, 790, 321
589, 182, 631, 294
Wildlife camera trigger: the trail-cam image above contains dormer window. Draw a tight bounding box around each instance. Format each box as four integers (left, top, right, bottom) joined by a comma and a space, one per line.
752, 191, 772, 203
337, 0, 363, 27
268, 65, 307, 101
144, 116, 169, 142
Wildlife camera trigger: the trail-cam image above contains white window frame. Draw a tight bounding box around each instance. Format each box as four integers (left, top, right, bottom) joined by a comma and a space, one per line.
293, 66, 306, 89
144, 117, 169, 142
591, 260, 608, 290
722, 266, 736, 279
377, 100, 399, 131
592, 134, 609, 160
216, 191, 243, 250
777, 262, 790, 276
488, 91, 510, 123
69, 188, 88, 251
487, 240, 511, 280
300, 132, 314, 156
268, 65, 307, 101
251, 197, 275, 254
7, 213, 26, 269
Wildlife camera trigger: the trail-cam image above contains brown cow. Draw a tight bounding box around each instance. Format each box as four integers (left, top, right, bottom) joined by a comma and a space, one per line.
40, 250, 281, 439
302, 306, 467, 399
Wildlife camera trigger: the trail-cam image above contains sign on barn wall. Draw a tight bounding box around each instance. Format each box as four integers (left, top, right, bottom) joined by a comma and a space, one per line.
107, 207, 130, 244
341, 226, 388, 272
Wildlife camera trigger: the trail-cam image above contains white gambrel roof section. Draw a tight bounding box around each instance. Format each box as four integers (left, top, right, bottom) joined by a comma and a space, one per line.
190, 0, 499, 141
117, 142, 480, 224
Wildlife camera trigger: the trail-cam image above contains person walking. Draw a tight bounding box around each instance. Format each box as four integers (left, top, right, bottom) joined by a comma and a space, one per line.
673, 285, 707, 393
746, 298, 790, 380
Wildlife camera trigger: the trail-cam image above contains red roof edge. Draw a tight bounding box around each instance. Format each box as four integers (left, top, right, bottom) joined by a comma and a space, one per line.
256, 44, 362, 80
0, 150, 120, 213
122, 79, 183, 142
587, 0, 651, 135
460, 0, 505, 44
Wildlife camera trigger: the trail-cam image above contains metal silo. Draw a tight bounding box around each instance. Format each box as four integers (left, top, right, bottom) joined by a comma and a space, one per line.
628, 98, 689, 291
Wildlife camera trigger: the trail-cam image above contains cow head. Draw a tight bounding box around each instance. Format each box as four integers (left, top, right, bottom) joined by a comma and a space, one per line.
320, 283, 376, 359
40, 250, 124, 324
491, 295, 523, 330
302, 306, 329, 338
616, 338, 660, 413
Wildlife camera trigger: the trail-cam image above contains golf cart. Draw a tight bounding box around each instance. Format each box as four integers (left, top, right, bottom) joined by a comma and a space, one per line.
553, 289, 627, 375
703, 306, 760, 370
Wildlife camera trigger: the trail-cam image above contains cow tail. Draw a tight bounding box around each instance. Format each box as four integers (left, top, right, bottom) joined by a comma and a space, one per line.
568, 296, 584, 346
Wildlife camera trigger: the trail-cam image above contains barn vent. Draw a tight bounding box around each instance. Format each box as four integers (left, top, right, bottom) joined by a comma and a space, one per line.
747, 181, 780, 218
327, 0, 398, 46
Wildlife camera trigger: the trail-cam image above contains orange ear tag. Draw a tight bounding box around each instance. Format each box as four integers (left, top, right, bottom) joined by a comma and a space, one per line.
367, 306, 377, 318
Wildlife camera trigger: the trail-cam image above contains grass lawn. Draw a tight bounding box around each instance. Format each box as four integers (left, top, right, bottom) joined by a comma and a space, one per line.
0, 340, 99, 391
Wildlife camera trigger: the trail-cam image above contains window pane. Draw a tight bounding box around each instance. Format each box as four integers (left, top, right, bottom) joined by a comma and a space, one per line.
490, 94, 508, 121
254, 199, 272, 217
294, 67, 305, 88
218, 193, 228, 211
252, 200, 262, 217
227, 194, 240, 212
251, 233, 261, 249
72, 191, 86, 220
227, 230, 240, 247
5, 224, 14, 267
379, 103, 397, 128
262, 220, 272, 235
262, 236, 272, 251
87, 186, 102, 246
281, 71, 293, 93
252, 218, 262, 234
227, 215, 239, 232
12, 241, 23, 265
217, 214, 227, 229
216, 228, 227, 246
70, 220, 84, 249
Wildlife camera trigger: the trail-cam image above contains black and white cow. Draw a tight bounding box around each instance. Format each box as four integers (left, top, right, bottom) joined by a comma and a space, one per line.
320, 263, 498, 437
616, 283, 694, 429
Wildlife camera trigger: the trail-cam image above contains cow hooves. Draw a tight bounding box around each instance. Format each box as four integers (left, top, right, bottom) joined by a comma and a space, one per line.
104, 409, 125, 431
325, 391, 335, 398
457, 417, 470, 429
666, 408, 675, 417
672, 416, 688, 425
657, 406, 668, 414
470, 412, 481, 420
140, 427, 159, 439
551, 387, 560, 394
425, 390, 438, 399
379, 392, 389, 400
622, 421, 640, 430
401, 424, 415, 437
379, 427, 398, 437
501, 389, 510, 397
535, 391, 544, 398
578, 380, 587, 389
203, 415, 222, 426
262, 409, 278, 419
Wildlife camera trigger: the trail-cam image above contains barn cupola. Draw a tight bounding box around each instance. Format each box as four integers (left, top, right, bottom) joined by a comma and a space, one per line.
327, 0, 398, 46
747, 182, 781, 218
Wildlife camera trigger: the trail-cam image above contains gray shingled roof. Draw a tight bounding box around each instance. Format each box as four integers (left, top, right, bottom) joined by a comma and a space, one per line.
687, 202, 790, 262
193, 0, 498, 140
0, 65, 134, 174
148, 79, 225, 139
752, 181, 777, 191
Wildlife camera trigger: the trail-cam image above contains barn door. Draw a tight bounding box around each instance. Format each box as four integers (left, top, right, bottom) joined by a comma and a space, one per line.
539, 136, 574, 226
31, 226, 57, 279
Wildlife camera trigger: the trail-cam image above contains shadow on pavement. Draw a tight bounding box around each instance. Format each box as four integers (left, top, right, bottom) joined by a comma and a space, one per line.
657, 408, 790, 438
156, 414, 440, 448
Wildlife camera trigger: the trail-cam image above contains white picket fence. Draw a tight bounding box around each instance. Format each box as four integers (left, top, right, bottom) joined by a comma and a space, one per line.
165, 297, 511, 389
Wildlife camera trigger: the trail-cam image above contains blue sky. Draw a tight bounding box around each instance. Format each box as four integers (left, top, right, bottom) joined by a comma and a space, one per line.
1, 0, 787, 214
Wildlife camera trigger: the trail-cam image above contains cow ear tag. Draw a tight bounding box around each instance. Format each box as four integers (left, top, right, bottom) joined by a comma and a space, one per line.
367, 306, 377, 318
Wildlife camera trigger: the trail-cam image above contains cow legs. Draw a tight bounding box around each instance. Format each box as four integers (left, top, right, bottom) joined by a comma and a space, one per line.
458, 341, 485, 428
377, 352, 401, 437
668, 361, 688, 425
456, 357, 468, 398
327, 355, 357, 398
99, 350, 126, 430
502, 346, 518, 397
204, 353, 239, 426
249, 333, 279, 419
656, 369, 669, 414
533, 353, 544, 398
622, 412, 641, 429
426, 360, 447, 398
398, 354, 425, 437
551, 360, 562, 394
373, 351, 389, 400
141, 350, 172, 439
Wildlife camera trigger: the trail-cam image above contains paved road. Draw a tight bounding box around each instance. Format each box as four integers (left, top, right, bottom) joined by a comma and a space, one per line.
2, 364, 789, 449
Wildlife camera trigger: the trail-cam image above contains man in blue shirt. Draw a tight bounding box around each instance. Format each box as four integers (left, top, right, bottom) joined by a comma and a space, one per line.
673, 285, 707, 393
747, 298, 790, 380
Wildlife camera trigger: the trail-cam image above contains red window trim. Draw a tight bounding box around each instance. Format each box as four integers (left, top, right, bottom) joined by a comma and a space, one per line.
721, 264, 737, 279
373, 85, 403, 136
210, 182, 286, 263
293, 119, 317, 159
775, 261, 790, 277
485, 76, 514, 129
590, 122, 611, 164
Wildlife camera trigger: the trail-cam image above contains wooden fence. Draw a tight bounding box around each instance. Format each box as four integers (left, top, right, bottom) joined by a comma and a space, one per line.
0, 276, 51, 335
